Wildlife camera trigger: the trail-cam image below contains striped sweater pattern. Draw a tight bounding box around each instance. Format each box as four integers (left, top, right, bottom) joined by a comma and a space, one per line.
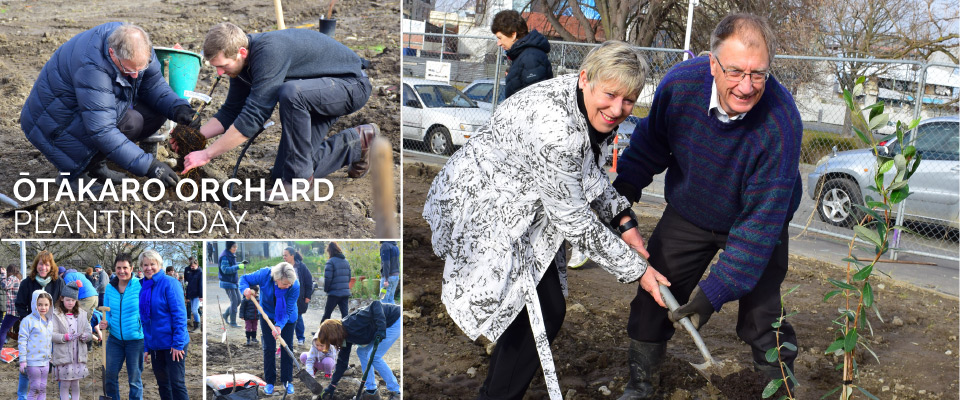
614, 56, 803, 310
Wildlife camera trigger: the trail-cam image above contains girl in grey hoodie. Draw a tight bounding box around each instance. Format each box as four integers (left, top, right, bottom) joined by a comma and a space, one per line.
19, 290, 53, 400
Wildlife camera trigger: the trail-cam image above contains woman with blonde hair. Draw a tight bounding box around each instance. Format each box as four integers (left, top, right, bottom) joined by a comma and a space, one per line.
240, 261, 300, 395
138, 249, 190, 400
423, 41, 671, 399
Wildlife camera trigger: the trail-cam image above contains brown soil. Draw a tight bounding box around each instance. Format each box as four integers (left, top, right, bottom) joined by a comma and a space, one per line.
0, 0, 400, 239
401, 162, 960, 400
0, 327, 204, 399
204, 276, 402, 399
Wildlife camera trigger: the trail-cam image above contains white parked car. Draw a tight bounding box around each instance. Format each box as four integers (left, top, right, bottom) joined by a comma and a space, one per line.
807, 116, 959, 229
402, 78, 492, 155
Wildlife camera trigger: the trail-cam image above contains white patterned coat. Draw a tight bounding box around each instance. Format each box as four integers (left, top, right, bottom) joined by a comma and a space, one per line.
423, 73, 649, 399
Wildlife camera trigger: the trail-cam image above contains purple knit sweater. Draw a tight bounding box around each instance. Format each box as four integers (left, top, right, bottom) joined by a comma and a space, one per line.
613, 56, 803, 310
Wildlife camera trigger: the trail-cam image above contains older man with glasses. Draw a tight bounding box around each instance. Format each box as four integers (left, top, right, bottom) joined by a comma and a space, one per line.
613, 13, 803, 399
20, 22, 195, 192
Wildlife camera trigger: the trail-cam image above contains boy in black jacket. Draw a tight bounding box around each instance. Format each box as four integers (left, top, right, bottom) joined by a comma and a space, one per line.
239, 285, 260, 346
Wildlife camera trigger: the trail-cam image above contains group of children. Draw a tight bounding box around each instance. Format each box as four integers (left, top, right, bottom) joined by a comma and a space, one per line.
19, 281, 97, 400
238, 285, 338, 379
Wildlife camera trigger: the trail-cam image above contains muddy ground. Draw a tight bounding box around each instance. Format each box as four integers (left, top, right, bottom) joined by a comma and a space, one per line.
0, 0, 400, 239
402, 162, 960, 400
0, 323, 203, 399
204, 275, 402, 399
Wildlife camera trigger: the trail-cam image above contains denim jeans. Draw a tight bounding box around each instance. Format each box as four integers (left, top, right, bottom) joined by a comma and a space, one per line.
151, 346, 189, 400
381, 275, 399, 304
18, 371, 28, 400
224, 288, 241, 325
105, 335, 144, 400
189, 297, 201, 323
272, 75, 372, 181
356, 318, 401, 392
261, 318, 296, 385
295, 314, 306, 342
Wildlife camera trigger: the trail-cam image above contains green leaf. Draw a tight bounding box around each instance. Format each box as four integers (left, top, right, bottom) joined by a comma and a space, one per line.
853, 264, 874, 282
907, 118, 920, 130
784, 284, 800, 296
852, 83, 864, 98
824, 289, 842, 302
891, 225, 918, 236
854, 225, 884, 248
825, 339, 844, 354
864, 102, 884, 120
852, 204, 883, 223
888, 181, 908, 191
852, 126, 870, 145
863, 282, 874, 307
856, 76, 866, 85
828, 278, 857, 291
894, 154, 907, 171
861, 340, 880, 363
844, 328, 858, 352
782, 342, 797, 351
821, 386, 841, 399
857, 386, 881, 400
765, 347, 779, 363
890, 187, 911, 204
906, 151, 922, 179
902, 145, 916, 159
865, 201, 889, 210
762, 379, 784, 398
843, 90, 854, 110
869, 114, 889, 130
841, 257, 867, 267
878, 159, 894, 174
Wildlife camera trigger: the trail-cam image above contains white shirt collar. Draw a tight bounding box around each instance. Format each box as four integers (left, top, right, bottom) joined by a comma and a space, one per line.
709, 80, 745, 122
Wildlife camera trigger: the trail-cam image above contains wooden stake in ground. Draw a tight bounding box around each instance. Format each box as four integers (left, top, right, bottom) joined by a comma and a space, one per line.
371, 137, 398, 238
273, 0, 286, 30
98, 306, 112, 400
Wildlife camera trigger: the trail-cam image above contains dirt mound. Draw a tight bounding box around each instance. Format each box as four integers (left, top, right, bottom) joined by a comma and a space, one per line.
0, 0, 400, 239
401, 162, 960, 399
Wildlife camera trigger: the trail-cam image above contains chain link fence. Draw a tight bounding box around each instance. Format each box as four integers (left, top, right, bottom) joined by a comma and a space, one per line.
402, 32, 960, 261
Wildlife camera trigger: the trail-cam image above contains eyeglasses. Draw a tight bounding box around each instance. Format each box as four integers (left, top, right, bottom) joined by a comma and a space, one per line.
714, 56, 769, 84
118, 61, 147, 76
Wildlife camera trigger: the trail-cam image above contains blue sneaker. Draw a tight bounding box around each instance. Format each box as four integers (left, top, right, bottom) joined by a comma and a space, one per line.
286, 383, 295, 394
264, 384, 274, 395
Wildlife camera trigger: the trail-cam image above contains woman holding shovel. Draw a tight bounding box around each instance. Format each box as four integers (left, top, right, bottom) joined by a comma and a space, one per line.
240, 262, 300, 396
139, 250, 190, 400
422, 41, 671, 399
318, 301, 401, 400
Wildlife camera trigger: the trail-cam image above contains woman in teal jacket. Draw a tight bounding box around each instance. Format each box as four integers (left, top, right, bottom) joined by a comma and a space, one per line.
138, 250, 190, 400
240, 262, 300, 395
100, 253, 144, 400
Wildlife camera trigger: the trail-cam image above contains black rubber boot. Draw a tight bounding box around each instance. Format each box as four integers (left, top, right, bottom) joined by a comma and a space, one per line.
85, 159, 127, 182
618, 340, 666, 400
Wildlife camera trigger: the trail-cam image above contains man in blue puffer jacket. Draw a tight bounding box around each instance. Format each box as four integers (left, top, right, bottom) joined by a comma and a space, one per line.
491, 10, 552, 99
20, 22, 193, 190
100, 253, 144, 400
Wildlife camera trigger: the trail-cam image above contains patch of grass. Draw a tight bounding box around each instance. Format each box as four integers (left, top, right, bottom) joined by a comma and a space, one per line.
348, 44, 387, 54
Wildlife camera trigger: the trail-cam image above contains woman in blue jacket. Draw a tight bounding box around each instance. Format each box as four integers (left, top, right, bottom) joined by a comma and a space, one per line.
138, 249, 190, 400
240, 262, 300, 395
99, 253, 144, 400
219, 241, 244, 327
322, 242, 352, 321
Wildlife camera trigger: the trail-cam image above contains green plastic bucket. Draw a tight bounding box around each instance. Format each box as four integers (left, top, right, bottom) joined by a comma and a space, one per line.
153, 47, 202, 99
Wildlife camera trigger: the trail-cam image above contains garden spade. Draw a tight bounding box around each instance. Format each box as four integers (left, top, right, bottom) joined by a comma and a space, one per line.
98, 306, 112, 400
249, 296, 324, 394
659, 285, 723, 379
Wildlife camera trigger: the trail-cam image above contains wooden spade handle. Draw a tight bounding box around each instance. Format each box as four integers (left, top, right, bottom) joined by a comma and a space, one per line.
248, 294, 304, 369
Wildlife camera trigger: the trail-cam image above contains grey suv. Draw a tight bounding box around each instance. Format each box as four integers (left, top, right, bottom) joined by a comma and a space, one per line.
807, 116, 959, 229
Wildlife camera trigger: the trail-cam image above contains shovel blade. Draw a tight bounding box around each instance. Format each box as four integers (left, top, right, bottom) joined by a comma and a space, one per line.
221, 331, 227, 343
296, 369, 324, 394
